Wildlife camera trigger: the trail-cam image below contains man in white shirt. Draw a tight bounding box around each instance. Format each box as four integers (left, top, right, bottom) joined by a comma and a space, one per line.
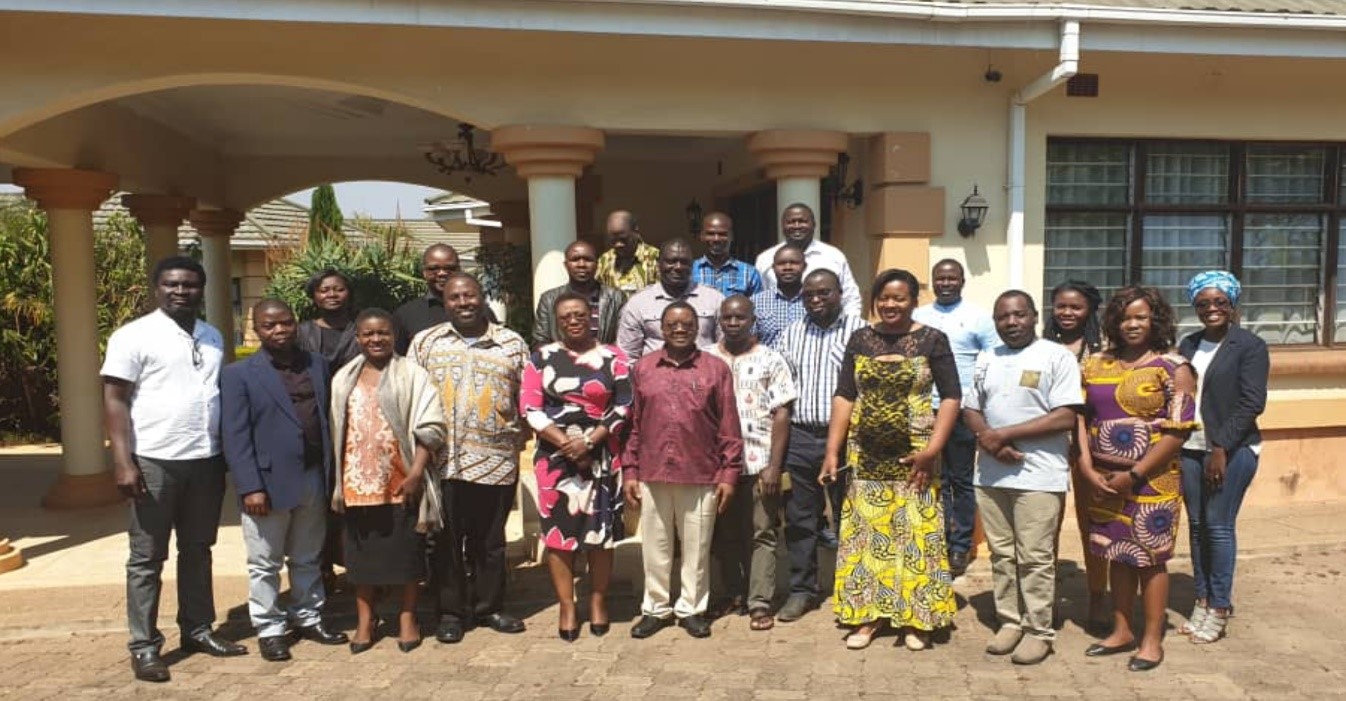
962, 291, 1083, 666
103, 256, 245, 683
754, 203, 862, 318
912, 258, 1001, 576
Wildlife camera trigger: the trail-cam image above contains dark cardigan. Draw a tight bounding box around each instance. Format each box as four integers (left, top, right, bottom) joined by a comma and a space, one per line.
1178, 325, 1269, 453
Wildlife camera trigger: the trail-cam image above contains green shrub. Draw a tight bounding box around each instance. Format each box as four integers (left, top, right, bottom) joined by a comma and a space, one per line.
0, 199, 149, 440
263, 217, 422, 320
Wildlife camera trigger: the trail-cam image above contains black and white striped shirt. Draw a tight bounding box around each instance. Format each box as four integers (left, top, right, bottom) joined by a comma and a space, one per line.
778, 314, 866, 429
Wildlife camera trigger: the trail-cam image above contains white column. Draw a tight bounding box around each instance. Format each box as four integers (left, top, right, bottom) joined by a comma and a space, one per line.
13, 168, 122, 509
746, 130, 849, 239
122, 194, 194, 271
190, 209, 243, 361
491, 125, 605, 308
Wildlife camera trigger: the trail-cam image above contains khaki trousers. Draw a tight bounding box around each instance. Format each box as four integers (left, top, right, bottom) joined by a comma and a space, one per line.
711, 475, 781, 612
640, 482, 718, 619
975, 486, 1065, 641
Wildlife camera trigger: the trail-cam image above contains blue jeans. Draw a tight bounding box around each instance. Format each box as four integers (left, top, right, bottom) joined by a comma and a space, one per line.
940, 415, 977, 555
1180, 446, 1258, 611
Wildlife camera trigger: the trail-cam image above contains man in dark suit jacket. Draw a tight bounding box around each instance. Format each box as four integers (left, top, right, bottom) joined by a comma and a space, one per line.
221, 299, 348, 662
533, 239, 627, 348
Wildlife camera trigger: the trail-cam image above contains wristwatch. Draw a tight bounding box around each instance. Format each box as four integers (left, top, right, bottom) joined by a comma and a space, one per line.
1128, 468, 1145, 483
582, 432, 595, 451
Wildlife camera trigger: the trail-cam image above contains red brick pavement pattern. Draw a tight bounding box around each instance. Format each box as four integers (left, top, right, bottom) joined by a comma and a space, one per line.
3, 548, 1345, 700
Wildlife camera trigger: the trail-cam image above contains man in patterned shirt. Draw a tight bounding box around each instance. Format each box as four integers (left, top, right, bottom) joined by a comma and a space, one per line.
411, 273, 529, 644
596, 210, 660, 294
750, 242, 807, 349
693, 212, 762, 299
707, 295, 796, 630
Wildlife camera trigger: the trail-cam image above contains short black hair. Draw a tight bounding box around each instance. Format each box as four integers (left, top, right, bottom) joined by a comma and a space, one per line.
932, 258, 965, 276
552, 289, 591, 314
803, 268, 841, 290
443, 272, 482, 292
565, 239, 597, 257
994, 289, 1038, 316
721, 294, 754, 315
355, 307, 394, 326
151, 255, 206, 287
870, 268, 920, 305
421, 244, 459, 266
303, 268, 352, 300
659, 238, 694, 258
661, 300, 697, 323
782, 202, 815, 219
251, 298, 293, 318
774, 241, 807, 261
1043, 279, 1103, 352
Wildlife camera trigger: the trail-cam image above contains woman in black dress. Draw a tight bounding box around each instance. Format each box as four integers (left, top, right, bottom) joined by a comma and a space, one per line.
298, 268, 361, 373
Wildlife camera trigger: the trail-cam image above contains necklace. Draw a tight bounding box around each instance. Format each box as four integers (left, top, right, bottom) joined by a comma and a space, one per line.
1116, 350, 1155, 370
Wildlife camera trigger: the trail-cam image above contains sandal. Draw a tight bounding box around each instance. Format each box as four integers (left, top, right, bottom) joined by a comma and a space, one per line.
846, 624, 879, 650
749, 609, 775, 631
1191, 610, 1228, 644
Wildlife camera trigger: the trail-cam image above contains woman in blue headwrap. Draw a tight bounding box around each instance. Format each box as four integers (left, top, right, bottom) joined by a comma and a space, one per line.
1176, 271, 1268, 645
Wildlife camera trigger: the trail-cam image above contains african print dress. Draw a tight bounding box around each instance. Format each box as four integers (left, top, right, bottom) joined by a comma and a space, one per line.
520, 343, 633, 551
1081, 353, 1198, 567
832, 326, 961, 630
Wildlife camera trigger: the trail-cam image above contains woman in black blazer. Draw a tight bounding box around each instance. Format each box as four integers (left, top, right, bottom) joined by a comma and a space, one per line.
1178, 271, 1268, 645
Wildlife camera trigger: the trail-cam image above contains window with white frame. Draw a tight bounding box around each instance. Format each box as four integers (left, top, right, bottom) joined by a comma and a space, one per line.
1044, 139, 1344, 346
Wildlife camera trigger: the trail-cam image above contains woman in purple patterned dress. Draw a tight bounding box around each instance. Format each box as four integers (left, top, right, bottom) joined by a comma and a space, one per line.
1076, 286, 1197, 672
520, 291, 633, 641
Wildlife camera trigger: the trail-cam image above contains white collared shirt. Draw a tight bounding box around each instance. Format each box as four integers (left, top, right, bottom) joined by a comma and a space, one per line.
755, 239, 863, 319
101, 310, 224, 460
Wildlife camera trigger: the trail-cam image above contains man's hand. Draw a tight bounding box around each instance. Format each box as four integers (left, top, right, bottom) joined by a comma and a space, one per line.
242, 491, 270, 517
977, 428, 1012, 456
758, 466, 782, 497
994, 445, 1025, 463
113, 459, 147, 500
715, 482, 735, 515
623, 478, 642, 511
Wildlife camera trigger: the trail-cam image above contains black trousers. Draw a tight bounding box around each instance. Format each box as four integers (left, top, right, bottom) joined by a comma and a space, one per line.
783, 427, 847, 598
432, 479, 515, 621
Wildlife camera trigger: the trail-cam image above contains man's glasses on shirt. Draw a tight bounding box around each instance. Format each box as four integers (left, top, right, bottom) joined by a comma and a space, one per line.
190, 336, 203, 369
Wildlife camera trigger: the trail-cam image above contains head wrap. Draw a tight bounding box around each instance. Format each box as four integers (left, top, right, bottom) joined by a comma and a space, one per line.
1187, 270, 1241, 307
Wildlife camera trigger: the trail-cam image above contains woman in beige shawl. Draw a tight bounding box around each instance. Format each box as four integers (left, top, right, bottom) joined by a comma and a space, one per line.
330, 308, 446, 654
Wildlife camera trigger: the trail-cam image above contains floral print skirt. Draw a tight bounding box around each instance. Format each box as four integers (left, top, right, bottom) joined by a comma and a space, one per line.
1087, 460, 1183, 568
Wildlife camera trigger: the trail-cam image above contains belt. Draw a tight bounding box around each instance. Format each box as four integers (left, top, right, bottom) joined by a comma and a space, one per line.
790, 423, 829, 437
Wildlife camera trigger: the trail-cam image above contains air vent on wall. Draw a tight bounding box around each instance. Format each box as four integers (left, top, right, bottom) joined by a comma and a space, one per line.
1067, 74, 1099, 97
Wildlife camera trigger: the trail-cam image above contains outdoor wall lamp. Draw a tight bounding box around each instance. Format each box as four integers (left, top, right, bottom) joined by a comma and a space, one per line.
828, 153, 864, 209
686, 199, 704, 234
957, 185, 989, 238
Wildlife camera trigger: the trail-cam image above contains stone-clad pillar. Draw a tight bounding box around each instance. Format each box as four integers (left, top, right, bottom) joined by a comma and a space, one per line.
189, 209, 243, 362
490, 125, 605, 307
746, 130, 849, 235
13, 167, 123, 509
122, 194, 194, 272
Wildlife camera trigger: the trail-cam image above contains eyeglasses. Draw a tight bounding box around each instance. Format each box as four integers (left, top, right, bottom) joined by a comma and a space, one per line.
190, 337, 203, 369
1195, 298, 1233, 311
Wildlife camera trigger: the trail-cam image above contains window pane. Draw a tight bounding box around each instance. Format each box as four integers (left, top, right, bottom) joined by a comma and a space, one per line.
1141, 214, 1228, 337
1145, 143, 1229, 205
1246, 145, 1327, 204
1337, 220, 1346, 342
1047, 142, 1131, 206
1044, 211, 1128, 305
1242, 213, 1323, 344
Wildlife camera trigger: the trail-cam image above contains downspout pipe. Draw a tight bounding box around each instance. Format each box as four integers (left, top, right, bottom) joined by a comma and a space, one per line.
1007, 19, 1079, 289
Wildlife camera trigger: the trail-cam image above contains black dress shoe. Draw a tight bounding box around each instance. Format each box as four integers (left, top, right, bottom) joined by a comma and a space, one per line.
348, 640, 374, 655
130, 650, 170, 683
588, 622, 610, 637
258, 635, 292, 662
397, 637, 422, 653
296, 622, 349, 645
1085, 641, 1138, 657
630, 615, 673, 639
948, 550, 970, 578
1128, 653, 1164, 672
435, 616, 466, 644
182, 631, 248, 657
558, 628, 580, 642
679, 615, 713, 639
477, 613, 526, 634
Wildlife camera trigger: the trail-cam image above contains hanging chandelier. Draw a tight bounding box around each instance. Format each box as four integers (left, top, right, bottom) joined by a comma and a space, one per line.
424, 123, 505, 180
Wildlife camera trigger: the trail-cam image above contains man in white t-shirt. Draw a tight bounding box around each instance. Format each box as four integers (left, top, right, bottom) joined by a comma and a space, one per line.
103, 256, 245, 683
962, 290, 1083, 666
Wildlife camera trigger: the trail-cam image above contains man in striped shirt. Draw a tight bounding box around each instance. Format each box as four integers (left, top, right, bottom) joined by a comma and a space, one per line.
692, 211, 762, 299
750, 242, 807, 349
775, 269, 866, 623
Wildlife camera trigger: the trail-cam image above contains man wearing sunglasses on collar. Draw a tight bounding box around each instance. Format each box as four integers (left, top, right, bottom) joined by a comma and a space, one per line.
103, 256, 244, 683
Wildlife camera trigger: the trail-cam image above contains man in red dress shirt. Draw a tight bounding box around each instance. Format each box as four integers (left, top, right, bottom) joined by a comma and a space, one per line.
623, 301, 744, 639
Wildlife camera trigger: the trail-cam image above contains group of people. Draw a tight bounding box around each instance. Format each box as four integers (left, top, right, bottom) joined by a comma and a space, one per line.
103, 201, 1268, 684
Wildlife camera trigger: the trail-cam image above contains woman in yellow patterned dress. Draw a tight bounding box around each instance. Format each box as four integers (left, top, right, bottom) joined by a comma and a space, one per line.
821, 269, 962, 651
1077, 286, 1197, 672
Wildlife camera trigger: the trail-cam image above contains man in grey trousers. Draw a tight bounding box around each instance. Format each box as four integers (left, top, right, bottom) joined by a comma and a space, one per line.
103, 256, 247, 682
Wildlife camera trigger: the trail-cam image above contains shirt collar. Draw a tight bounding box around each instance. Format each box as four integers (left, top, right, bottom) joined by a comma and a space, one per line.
443, 321, 499, 346
806, 312, 850, 332
654, 347, 702, 368
772, 287, 803, 302
694, 256, 738, 273
152, 308, 199, 338
654, 282, 701, 301
932, 299, 963, 313
262, 346, 308, 371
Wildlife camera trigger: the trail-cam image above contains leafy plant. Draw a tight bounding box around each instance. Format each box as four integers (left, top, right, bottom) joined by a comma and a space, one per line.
263, 216, 422, 320
308, 184, 344, 245
476, 240, 533, 339
0, 199, 149, 441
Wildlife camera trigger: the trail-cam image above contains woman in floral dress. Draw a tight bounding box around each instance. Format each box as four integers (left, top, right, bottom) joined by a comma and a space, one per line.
521, 291, 633, 641
1077, 286, 1197, 672
821, 269, 961, 652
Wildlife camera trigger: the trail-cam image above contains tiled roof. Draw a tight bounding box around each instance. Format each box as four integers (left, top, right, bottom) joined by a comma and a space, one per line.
922, 0, 1343, 15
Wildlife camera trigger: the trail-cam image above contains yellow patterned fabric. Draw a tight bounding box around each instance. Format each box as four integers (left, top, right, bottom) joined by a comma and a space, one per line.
596, 242, 660, 294
832, 326, 959, 630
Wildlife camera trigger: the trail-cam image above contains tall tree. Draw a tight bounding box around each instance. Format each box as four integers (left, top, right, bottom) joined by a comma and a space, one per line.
308, 184, 344, 243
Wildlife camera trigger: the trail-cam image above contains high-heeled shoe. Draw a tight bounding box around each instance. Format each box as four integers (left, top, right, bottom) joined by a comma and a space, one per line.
558, 628, 580, 642
397, 638, 422, 653
349, 640, 374, 655
588, 622, 610, 637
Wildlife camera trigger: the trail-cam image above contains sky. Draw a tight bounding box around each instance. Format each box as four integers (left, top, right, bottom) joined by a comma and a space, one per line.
0, 181, 445, 220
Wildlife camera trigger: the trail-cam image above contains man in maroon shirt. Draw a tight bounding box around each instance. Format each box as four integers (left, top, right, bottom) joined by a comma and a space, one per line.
623, 301, 744, 639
